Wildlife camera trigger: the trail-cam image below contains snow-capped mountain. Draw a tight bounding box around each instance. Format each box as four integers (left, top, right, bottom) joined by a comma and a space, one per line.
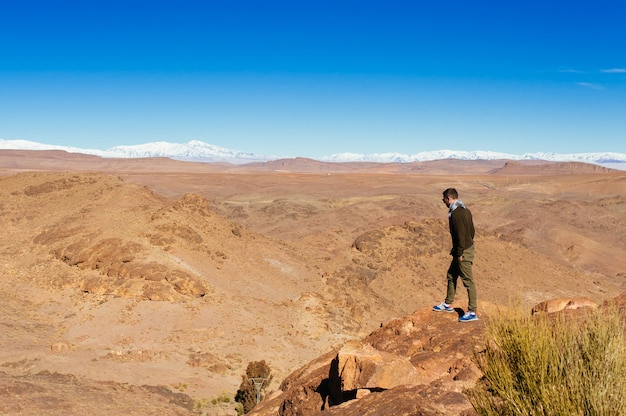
104, 140, 273, 162
0, 139, 276, 164
1, 138, 625, 169
321, 150, 626, 166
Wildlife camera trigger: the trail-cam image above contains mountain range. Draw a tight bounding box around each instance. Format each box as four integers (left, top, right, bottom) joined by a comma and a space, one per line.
1, 138, 625, 169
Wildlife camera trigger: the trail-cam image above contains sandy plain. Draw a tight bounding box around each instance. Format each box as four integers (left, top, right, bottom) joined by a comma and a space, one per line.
0, 150, 624, 415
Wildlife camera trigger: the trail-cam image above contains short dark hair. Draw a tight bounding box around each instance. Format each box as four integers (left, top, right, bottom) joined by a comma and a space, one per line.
443, 188, 458, 199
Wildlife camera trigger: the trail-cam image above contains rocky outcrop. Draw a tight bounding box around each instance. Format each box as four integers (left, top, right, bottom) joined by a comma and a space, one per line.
35, 234, 209, 301
531, 296, 598, 314
250, 308, 486, 416
250, 294, 622, 416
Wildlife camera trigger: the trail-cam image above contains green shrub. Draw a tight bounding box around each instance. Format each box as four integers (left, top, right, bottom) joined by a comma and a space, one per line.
235, 360, 273, 414
467, 306, 626, 415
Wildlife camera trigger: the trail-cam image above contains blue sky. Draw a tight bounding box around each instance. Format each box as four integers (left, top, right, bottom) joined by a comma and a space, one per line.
1, 0, 625, 158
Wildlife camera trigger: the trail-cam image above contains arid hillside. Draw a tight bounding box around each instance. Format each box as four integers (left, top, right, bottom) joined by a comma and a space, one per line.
0, 150, 624, 415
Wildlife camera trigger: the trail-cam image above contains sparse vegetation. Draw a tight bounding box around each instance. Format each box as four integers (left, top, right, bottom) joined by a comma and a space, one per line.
210, 392, 231, 405
194, 393, 234, 413
235, 360, 273, 414
173, 382, 189, 392
467, 306, 626, 415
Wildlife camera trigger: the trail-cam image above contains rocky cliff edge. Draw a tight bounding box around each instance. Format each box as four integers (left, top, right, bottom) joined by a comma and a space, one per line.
249, 293, 619, 416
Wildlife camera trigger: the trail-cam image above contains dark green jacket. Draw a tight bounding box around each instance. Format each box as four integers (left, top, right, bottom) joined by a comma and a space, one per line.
449, 206, 475, 257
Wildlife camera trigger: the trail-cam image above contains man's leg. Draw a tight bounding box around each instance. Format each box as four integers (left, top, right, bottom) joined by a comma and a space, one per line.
459, 246, 477, 313
445, 258, 458, 305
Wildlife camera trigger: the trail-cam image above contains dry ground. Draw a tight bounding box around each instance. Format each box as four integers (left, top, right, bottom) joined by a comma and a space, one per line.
0, 150, 624, 415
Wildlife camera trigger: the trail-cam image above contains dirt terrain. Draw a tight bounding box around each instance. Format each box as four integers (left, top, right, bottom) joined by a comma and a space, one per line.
0, 150, 624, 415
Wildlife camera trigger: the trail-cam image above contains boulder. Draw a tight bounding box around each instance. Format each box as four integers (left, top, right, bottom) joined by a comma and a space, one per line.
335, 341, 421, 392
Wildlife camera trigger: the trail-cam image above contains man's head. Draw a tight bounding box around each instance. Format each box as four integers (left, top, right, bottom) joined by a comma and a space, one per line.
442, 188, 458, 207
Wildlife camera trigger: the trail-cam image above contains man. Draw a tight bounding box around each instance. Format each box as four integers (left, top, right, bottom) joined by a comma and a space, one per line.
433, 188, 478, 322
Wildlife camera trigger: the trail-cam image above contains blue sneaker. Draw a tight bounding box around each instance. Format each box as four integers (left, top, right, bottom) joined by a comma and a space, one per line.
459, 311, 478, 322
433, 302, 454, 313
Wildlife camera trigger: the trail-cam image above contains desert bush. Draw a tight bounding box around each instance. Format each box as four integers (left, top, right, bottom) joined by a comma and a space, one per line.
235, 360, 273, 414
467, 306, 626, 415
194, 393, 237, 415
210, 392, 231, 405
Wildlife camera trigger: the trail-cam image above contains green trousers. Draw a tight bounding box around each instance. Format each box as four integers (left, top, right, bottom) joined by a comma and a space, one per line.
445, 245, 477, 313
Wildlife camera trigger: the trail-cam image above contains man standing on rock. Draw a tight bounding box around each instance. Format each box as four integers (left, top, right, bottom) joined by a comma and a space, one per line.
433, 188, 478, 322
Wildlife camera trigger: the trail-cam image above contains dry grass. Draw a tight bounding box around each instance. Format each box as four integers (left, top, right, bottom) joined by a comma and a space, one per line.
467, 306, 626, 415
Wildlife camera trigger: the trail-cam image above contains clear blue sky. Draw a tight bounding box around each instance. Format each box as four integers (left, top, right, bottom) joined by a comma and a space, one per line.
1, 0, 625, 158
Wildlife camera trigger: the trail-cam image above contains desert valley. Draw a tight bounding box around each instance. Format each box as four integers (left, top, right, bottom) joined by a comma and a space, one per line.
1, 149, 625, 415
